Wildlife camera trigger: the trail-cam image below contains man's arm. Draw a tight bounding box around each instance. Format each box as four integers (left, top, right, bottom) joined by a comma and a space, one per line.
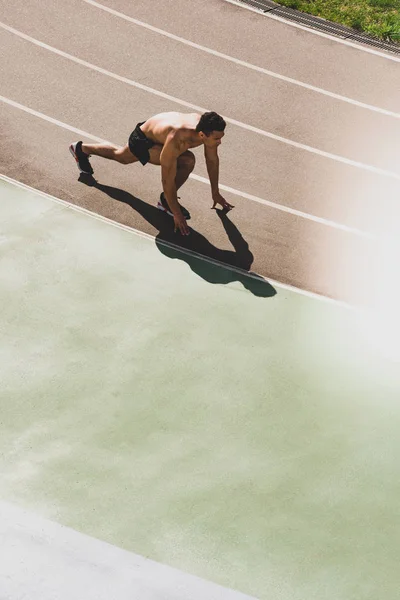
160, 133, 190, 235
204, 146, 234, 211
204, 145, 220, 194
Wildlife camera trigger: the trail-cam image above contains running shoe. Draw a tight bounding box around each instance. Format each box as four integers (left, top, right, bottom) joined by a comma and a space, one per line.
69, 141, 94, 175
157, 192, 191, 220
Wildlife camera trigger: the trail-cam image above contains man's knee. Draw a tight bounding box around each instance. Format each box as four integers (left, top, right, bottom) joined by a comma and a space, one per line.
118, 155, 133, 165
178, 151, 196, 171
115, 147, 136, 164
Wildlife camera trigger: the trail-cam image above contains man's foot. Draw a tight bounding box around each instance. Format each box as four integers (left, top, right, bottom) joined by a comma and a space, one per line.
157, 192, 191, 220
69, 141, 94, 175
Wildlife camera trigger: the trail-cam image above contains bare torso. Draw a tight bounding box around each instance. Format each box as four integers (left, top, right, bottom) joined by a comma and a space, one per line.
140, 112, 203, 149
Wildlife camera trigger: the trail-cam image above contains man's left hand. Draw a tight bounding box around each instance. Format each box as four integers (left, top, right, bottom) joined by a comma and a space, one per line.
211, 192, 234, 211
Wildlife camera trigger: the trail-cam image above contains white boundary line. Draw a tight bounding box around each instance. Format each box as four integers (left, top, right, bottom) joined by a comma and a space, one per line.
0, 94, 377, 239
82, 0, 400, 119
1, 21, 400, 182
0, 173, 354, 309
224, 0, 400, 63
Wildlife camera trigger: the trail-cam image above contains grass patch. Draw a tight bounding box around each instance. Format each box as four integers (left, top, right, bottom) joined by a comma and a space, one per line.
274, 0, 400, 42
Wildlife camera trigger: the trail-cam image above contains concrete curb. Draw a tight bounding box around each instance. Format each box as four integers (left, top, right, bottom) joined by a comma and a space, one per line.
233, 0, 400, 55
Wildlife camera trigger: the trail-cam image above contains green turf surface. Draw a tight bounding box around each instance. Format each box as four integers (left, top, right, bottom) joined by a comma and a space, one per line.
1, 178, 400, 599
275, 0, 400, 42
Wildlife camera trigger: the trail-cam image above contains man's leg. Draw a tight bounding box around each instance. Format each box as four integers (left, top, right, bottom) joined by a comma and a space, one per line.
156, 151, 196, 219
81, 143, 139, 164
175, 151, 196, 190
70, 141, 138, 175
148, 149, 196, 188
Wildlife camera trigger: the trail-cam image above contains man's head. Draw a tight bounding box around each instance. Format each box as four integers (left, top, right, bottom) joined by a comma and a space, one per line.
196, 112, 226, 147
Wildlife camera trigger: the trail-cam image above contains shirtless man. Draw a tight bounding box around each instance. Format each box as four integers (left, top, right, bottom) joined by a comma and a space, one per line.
69, 111, 234, 236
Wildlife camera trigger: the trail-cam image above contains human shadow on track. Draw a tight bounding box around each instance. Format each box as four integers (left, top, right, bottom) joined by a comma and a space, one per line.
79, 175, 276, 298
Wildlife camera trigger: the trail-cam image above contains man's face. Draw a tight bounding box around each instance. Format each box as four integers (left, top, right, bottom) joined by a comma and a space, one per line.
201, 130, 225, 148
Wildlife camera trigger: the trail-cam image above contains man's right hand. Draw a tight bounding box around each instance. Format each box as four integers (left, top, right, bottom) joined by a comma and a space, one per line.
173, 212, 190, 236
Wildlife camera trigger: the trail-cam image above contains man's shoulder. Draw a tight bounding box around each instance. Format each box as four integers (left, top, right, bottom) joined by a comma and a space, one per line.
167, 126, 195, 148
170, 125, 193, 138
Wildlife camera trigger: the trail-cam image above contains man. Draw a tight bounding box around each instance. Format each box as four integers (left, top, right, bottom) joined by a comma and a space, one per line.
69, 111, 234, 236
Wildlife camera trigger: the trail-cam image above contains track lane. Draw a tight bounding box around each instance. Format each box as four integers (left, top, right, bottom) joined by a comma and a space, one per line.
1, 99, 383, 306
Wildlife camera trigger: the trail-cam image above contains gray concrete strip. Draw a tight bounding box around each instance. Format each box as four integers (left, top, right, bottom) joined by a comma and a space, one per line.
0, 502, 257, 600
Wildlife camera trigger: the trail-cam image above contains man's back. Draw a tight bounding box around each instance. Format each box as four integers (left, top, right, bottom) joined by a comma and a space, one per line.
140, 112, 201, 146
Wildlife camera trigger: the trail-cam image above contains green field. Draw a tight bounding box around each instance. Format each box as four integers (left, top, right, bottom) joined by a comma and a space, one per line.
2, 177, 400, 600
275, 0, 400, 42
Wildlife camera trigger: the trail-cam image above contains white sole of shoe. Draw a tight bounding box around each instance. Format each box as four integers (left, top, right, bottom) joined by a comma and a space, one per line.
157, 201, 191, 220
157, 201, 174, 217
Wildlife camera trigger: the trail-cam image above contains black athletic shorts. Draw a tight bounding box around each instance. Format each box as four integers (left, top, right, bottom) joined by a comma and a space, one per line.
128, 121, 155, 166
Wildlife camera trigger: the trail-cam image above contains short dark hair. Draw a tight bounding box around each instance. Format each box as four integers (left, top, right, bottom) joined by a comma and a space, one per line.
196, 112, 226, 136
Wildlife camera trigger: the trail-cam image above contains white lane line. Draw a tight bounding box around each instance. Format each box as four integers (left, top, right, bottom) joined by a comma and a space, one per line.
224, 0, 400, 63
0, 173, 354, 309
191, 174, 376, 238
0, 95, 105, 140
1, 21, 400, 182
0, 95, 377, 240
82, 0, 400, 119
0, 501, 257, 600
